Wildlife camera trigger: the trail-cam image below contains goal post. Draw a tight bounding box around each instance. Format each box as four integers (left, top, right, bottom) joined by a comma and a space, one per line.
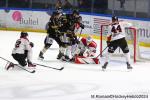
128, 27, 137, 63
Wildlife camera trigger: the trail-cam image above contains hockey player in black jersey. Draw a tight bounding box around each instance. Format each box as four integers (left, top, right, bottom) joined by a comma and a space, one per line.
39, 11, 63, 59
57, 10, 84, 61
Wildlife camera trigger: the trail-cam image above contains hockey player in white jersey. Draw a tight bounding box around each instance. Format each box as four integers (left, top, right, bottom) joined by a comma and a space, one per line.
102, 16, 133, 70
6, 31, 36, 70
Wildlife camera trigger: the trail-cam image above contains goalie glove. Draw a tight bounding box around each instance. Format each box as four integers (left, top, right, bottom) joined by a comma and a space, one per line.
106, 35, 112, 46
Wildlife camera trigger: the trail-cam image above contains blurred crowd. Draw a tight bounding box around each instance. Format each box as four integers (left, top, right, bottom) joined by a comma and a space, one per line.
0, 0, 149, 18
54, 0, 108, 13
0, 0, 108, 13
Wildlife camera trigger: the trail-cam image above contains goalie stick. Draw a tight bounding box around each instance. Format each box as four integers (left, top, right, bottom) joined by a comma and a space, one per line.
34, 63, 64, 71
0, 56, 35, 73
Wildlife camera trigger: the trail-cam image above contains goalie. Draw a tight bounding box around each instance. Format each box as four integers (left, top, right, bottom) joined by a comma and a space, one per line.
73, 36, 99, 64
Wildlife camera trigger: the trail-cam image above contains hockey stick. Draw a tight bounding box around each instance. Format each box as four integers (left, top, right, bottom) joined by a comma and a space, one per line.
96, 46, 108, 58
77, 29, 82, 40
34, 63, 64, 71
81, 58, 89, 64
0, 57, 35, 73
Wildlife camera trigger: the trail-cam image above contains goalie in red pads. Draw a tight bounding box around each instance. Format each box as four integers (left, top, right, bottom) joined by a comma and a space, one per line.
74, 36, 99, 64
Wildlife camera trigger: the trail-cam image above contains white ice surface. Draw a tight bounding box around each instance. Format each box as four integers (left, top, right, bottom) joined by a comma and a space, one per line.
0, 30, 150, 100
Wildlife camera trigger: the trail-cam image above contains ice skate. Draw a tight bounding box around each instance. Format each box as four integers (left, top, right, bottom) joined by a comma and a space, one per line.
5, 62, 14, 70
62, 55, 71, 62
126, 62, 133, 70
102, 62, 108, 71
27, 60, 36, 68
38, 51, 44, 60
57, 52, 64, 60
28, 63, 36, 67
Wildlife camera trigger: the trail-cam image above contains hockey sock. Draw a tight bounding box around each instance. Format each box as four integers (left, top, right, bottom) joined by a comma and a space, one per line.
105, 52, 111, 62
41, 48, 48, 54
65, 46, 71, 58
124, 52, 131, 64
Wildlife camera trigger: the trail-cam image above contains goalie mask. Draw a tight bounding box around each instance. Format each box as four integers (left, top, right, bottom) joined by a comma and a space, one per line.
86, 36, 93, 44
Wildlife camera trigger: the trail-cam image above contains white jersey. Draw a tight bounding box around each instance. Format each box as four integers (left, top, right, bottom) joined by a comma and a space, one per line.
108, 21, 132, 41
12, 37, 32, 54
12, 37, 33, 61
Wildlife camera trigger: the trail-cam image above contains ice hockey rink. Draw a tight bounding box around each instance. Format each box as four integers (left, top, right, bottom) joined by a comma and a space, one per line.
0, 30, 150, 100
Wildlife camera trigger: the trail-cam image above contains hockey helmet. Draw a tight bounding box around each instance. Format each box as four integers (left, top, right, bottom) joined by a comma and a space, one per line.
112, 16, 118, 21
20, 31, 28, 38
72, 10, 79, 15
56, 7, 63, 13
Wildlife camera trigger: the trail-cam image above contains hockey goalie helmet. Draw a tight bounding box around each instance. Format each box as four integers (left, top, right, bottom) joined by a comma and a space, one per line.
86, 35, 93, 44
20, 31, 28, 38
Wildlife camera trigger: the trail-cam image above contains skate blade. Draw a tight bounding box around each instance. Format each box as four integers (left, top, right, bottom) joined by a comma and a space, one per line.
127, 68, 132, 72
102, 68, 106, 71
38, 57, 44, 60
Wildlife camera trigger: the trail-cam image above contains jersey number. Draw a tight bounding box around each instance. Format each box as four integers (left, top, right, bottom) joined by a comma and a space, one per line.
15, 40, 21, 48
111, 25, 122, 33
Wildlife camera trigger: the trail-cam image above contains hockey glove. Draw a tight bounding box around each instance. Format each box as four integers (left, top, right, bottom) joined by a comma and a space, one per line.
106, 41, 111, 46
30, 42, 34, 48
80, 23, 85, 29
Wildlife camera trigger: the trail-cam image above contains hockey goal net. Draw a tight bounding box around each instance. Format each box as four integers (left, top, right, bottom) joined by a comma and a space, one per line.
100, 25, 149, 63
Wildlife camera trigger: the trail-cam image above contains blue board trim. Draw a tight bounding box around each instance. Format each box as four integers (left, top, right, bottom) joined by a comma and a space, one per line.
0, 7, 150, 21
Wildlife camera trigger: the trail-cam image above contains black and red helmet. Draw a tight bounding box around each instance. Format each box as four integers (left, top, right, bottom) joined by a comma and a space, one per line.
20, 31, 28, 38
112, 16, 118, 21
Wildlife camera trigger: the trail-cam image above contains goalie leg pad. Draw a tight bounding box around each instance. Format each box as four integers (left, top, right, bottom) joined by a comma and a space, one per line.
75, 56, 100, 64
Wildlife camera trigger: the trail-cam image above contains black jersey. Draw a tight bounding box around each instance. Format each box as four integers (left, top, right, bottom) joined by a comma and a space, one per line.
58, 14, 76, 32
46, 12, 61, 37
